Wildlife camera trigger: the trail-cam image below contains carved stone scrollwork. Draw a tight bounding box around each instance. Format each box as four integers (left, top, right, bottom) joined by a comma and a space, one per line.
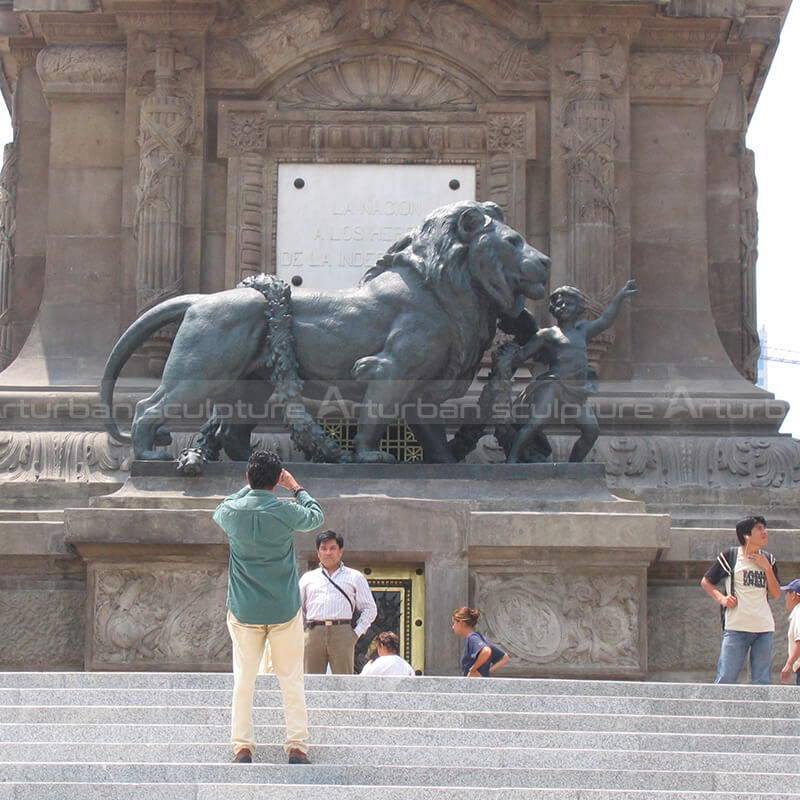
0, 139, 18, 371
630, 51, 723, 102
92, 567, 230, 667
0, 431, 129, 482
36, 45, 126, 97
468, 433, 800, 488
277, 54, 475, 111
474, 572, 641, 670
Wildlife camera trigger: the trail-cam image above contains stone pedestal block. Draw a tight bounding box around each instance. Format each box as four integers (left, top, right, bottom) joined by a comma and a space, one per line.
65, 462, 670, 676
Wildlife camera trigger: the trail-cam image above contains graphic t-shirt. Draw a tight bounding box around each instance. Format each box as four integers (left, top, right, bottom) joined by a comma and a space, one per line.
705, 548, 776, 633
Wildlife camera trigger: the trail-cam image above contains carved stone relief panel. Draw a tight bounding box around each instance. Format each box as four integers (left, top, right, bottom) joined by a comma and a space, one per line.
629, 51, 723, 103
472, 569, 643, 675
647, 584, 718, 676
36, 44, 126, 98
89, 564, 230, 668
221, 1, 548, 96
0, 583, 85, 668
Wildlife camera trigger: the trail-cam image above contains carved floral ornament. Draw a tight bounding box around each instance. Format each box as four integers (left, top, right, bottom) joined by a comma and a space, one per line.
36, 45, 126, 96
486, 115, 526, 153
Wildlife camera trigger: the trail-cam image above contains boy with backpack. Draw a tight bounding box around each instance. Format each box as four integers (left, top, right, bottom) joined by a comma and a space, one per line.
700, 515, 780, 684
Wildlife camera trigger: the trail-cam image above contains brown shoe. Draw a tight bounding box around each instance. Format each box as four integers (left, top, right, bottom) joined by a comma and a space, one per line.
232, 748, 252, 763
287, 748, 310, 764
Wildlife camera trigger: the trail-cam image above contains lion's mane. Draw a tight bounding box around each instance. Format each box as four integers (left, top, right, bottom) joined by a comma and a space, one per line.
359, 200, 508, 388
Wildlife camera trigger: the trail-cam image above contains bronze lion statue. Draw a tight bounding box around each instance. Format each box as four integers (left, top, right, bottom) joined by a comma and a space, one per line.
101, 200, 550, 463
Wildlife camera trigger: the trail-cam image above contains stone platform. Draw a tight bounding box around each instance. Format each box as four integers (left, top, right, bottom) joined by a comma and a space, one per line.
63, 462, 670, 677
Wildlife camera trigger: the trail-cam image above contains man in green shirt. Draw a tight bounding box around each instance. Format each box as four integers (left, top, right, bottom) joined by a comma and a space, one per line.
213, 450, 324, 764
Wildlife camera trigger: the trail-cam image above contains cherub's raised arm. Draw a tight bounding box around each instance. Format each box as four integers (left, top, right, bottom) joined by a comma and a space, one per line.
582, 280, 637, 340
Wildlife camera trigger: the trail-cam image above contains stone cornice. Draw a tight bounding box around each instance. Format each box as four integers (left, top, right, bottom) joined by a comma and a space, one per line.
7, 36, 46, 68
540, 3, 651, 39
39, 13, 125, 45
111, 0, 217, 35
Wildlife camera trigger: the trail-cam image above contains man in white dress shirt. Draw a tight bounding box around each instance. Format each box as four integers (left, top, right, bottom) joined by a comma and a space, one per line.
360, 632, 415, 676
299, 530, 377, 674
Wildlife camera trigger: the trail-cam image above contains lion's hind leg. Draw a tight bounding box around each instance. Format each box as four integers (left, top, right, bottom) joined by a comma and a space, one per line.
131, 385, 174, 460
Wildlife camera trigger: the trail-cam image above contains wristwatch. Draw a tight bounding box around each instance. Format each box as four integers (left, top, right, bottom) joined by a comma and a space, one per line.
292, 486, 305, 497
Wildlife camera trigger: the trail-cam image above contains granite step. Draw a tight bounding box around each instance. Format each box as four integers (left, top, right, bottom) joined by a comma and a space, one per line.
0, 741, 799, 772
0, 671, 796, 699
4, 686, 797, 718
4, 705, 800, 736
0, 763, 798, 792
1, 672, 798, 798
5, 788, 797, 800
0, 723, 795, 753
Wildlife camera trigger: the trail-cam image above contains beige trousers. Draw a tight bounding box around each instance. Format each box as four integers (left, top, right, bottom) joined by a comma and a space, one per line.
304, 623, 357, 674
227, 608, 308, 755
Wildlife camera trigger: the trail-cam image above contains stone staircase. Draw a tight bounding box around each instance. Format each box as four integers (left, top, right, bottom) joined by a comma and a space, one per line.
1, 672, 800, 798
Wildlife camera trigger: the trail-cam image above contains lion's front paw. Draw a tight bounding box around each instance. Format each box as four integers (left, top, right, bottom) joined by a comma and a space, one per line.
353, 449, 396, 464
176, 447, 207, 476
351, 356, 392, 381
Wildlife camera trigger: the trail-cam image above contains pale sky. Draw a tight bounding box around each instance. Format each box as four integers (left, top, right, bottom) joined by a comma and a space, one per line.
0, 14, 797, 434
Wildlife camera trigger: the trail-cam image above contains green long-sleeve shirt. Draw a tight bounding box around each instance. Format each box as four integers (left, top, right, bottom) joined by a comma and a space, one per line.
213, 485, 324, 624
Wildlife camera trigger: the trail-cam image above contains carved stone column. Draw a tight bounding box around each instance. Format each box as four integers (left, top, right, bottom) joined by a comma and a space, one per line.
706, 55, 760, 381
0, 139, 17, 371
559, 37, 627, 368
134, 40, 195, 314
544, 6, 643, 379
116, 4, 214, 375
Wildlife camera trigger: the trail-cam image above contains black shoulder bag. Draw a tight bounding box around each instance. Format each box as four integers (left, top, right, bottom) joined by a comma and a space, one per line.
322, 568, 359, 627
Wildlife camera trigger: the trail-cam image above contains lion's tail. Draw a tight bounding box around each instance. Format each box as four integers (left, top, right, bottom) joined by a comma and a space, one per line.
100, 294, 204, 445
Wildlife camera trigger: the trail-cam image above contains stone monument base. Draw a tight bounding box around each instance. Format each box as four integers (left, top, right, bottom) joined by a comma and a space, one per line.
63, 462, 670, 677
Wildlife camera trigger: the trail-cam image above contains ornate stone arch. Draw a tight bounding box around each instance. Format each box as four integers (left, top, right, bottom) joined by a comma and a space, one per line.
216, 45, 539, 287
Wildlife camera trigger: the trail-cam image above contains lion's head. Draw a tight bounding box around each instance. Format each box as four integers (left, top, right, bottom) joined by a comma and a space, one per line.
362, 200, 550, 315
361, 200, 550, 386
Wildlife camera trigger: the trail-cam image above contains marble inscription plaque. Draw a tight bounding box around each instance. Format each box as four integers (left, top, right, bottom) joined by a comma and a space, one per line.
277, 163, 475, 291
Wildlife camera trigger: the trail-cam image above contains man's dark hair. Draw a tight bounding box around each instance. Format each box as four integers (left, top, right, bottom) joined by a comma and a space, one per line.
316, 529, 344, 549
735, 515, 767, 545
376, 631, 400, 654
246, 450, 282, 490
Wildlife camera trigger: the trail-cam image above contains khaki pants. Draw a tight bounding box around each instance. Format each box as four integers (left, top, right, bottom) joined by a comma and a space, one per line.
304, 623, 358, 674
227, 608, 308, 756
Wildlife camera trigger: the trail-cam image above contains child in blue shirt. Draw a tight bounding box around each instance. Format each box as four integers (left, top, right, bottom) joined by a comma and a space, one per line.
452, 606, 510, 677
